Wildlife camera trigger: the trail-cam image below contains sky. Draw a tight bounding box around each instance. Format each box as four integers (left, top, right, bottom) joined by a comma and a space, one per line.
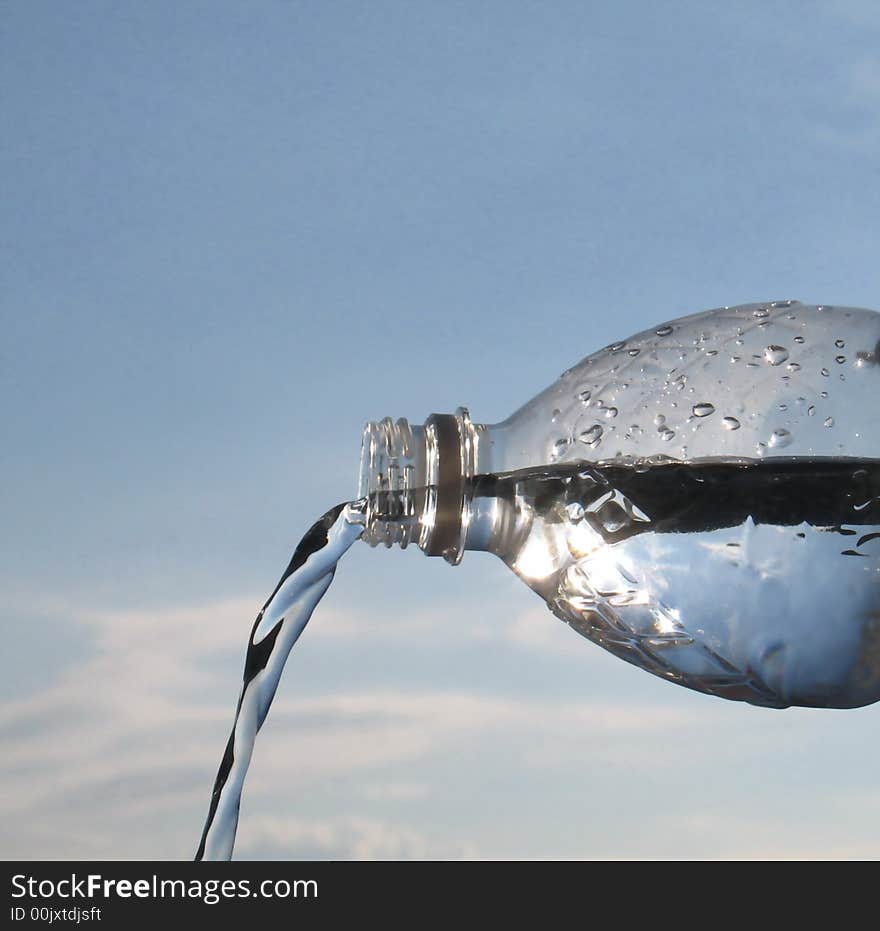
2, 0, 880, 859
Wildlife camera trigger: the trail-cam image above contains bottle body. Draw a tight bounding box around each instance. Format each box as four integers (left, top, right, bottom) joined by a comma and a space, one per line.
358, 301, 880, 707
473, 458, 880, 708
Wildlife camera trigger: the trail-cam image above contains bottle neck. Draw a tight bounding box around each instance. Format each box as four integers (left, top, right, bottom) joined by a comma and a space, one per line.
358, 407, 488, 564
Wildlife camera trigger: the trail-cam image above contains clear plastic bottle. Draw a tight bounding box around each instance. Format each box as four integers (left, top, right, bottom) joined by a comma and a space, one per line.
358, 301, 880, 709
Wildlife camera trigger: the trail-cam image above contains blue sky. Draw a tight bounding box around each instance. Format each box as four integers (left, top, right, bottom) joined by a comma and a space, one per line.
2, 0, 880, 858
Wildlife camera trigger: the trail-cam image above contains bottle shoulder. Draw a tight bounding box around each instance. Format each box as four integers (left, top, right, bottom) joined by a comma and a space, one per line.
492, 301, 880, 468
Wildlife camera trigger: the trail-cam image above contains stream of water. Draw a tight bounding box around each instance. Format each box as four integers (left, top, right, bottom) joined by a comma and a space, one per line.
195, 499, 366, 861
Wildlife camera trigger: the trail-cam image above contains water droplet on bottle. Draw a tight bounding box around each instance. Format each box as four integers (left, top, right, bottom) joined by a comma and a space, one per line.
603, 406, 619, 419
786, 362, 801, 373
608, 340, 626, 352
656, 325, 673, 337
654, 413, 666, 427
824, 416, 835, 428
628, 348, 640, 357
835, 339, 845, 349
578, 424, 603, 448
821, 368, 830, 377
764, 345, 789, 366
807, 405, 816, 416
692, 402, 715, 418
794, 335, 805, 344
836, 355, 846, 364
658, 426, 675, 442
552, 437, 571, 459
753, 307, 770, 319
551, 408, 561, 422
769, 428, 793, 448
721, 416, 741, 431
578, 388, 592, 404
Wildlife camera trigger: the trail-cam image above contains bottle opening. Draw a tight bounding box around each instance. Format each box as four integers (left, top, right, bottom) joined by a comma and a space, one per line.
358, 408, 478, 563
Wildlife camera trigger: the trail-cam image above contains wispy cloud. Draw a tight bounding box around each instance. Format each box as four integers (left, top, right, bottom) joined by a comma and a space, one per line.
2, 591, 878, 859
0, 590, 690, 858
234, 814, 475, 861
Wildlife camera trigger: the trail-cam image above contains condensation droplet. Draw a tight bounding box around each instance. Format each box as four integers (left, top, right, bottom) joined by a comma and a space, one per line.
552, 437, 570, 459
836, 355, 846, 364
753, 307, 770, 319
824, 416, 834, 428
807, 405, 816, 416
786, 362, 801, 373
764, 345, 789, 366
656, 325, 673, 337
578, 424, 603, 447
608, 340, 626, 352
769, 428, 792, 449
653, 413, 666, 427
692, 402, 715, 418
603, 406, 619, 419
835, 339, 845, 349
551, 408, 561, 422
721, 416, 741, 431
821, 368, 830, 377
794, 335, 805, 344
627, 348, 640, 357
658, 426, 675, 442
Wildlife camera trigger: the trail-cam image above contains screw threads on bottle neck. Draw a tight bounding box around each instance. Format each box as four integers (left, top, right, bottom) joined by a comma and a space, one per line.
358, 408, 477, 563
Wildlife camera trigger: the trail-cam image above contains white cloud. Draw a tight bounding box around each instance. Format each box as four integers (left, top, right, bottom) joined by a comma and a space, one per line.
234, 814, 474, 860
0, 590, 698, 857
2, 591, 879, 859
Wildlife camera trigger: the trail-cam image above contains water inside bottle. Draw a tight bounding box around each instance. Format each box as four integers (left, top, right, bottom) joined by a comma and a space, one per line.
197, 455, 880, 859
482, 456, 880, 710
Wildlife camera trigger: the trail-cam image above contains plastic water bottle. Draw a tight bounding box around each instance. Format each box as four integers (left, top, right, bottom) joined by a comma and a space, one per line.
358, 301, 880, 709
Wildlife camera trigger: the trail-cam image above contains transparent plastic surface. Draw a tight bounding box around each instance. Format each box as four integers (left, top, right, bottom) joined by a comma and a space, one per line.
477, 301, 880, 472
360, 301, 880, 707
473, 458, 880, 708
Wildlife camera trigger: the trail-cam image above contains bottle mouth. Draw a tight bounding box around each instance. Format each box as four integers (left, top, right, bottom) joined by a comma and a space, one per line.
357, 408, 477, 563
358, 416, 423, 550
